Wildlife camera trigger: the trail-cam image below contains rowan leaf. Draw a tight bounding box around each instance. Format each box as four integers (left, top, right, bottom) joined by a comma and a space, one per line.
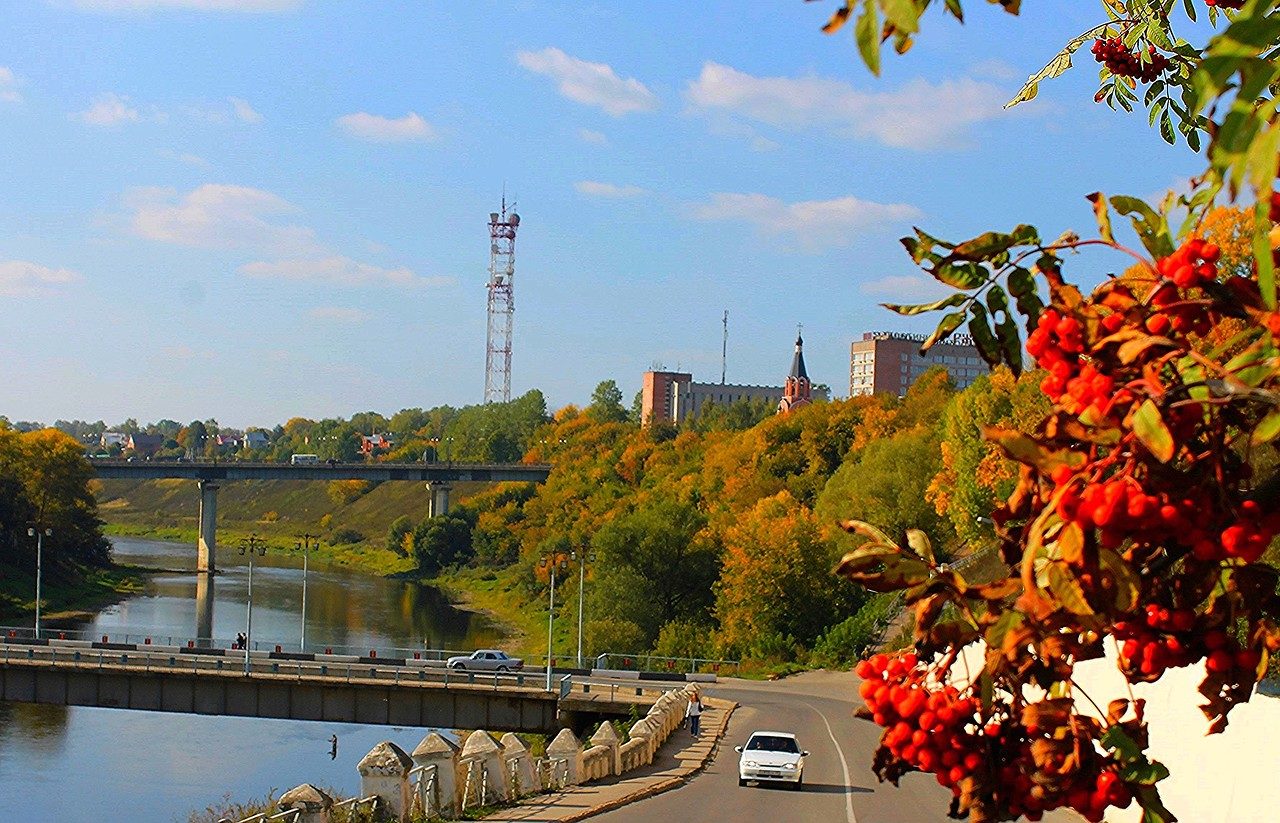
839, 519, 898, 547
1133, 399, 1176, 463
882, 293, 968, 316
983, 427, 1086, 473
1047, 563, 1094, 615
922, 311, 966, 353
1086, 192, 1115, 243
905, 528, 934, 563
1253, 408, 1280, 445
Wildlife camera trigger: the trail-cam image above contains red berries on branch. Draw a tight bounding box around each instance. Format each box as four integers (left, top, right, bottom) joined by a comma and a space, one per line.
1092, 38, 1169, 82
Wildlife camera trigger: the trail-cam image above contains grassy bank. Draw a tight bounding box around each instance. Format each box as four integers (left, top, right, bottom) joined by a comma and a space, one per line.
103, 522, 416, 576
0, 561, 151, 623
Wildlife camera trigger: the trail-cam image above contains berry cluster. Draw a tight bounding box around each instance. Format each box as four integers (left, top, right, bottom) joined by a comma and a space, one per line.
1091, 39, 1170, 82
1205, 0, 1245, 8
1155, 237, 1221, 288
1194, 500, 1280, 563
1114, 605, 1199, 679
858, 652, 1136, 822
1052, 472, 1206, 551
858, 653, 984, 791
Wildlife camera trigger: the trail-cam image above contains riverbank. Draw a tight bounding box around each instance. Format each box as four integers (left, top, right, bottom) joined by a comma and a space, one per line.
103, 523, 415, 576
0, 561, 151, 623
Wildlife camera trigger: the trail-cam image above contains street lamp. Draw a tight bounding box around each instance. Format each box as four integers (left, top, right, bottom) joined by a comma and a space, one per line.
296, 533, 321, 652
26, 527, 50, 639
238, 534, 267, 675
537, 549, 569, 692
570, 549, 596, 669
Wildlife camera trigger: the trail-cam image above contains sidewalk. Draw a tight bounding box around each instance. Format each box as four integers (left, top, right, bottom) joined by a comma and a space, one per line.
483, 697, 737, 823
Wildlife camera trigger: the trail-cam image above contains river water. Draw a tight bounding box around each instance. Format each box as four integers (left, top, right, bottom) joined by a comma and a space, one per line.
0, 536, 503, 822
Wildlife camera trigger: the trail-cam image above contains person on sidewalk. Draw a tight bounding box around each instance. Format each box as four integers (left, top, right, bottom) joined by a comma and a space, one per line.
685, 689, 705, 736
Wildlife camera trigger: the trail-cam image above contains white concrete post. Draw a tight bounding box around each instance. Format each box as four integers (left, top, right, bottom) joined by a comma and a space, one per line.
427, 482, 452, 518
589, 721, 622, 776
546, 728, 585, 785
411, 732, 460, 817
356, 741, 413, 822
460, 730, 508, 804
278, 784, 332, 823
197, 480, 219, 573
499, 733, 538, 797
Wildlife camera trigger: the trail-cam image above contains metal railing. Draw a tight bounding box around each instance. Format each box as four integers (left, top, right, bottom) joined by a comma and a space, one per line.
217, 809, 300, 823
536, 756, 571, 791
594, 651, 739, 675
332, 795, 381, 821
460, 760, 490, 812
408, 763, 439, 818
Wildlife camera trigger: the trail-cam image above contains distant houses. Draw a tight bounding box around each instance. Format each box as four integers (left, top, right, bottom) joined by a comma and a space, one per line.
126, 433, 165, 457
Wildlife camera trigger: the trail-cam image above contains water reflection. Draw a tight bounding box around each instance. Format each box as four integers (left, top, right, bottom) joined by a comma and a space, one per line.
0, 536, 503, 822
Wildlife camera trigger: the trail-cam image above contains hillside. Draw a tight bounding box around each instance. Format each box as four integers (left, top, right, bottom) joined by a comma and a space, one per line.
94, 477, 486, 572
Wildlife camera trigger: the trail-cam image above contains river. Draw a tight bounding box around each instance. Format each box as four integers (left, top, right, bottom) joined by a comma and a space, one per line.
0, 536, 504, 822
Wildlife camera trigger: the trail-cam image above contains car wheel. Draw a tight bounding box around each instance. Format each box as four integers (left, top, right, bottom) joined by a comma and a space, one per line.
738, 778, 746, 787
452, 663, 465, 670
792, 777, 803, 791
497, 665, 509, 673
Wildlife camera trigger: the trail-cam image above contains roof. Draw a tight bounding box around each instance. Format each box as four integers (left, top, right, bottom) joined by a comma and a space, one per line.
748, 731, 798, 738
788, 334, 808, 381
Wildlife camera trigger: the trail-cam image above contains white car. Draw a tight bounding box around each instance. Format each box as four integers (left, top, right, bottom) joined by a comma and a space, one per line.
445, 649, 523, 672
736, 731, 808, 789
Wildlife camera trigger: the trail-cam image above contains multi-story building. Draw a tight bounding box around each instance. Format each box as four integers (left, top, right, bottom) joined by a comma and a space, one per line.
642, 335, 828, 424
849, 331, 989, 397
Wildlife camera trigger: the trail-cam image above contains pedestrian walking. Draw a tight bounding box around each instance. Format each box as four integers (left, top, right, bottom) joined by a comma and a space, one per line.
329, 734, 338, 760
685, 689, 704, 736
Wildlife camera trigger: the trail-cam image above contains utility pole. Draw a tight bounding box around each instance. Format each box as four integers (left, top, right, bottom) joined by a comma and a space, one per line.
722, 309, 728, 385
239, 534, 267, 675
296, 533, 321, 651
27, 527, 50, 639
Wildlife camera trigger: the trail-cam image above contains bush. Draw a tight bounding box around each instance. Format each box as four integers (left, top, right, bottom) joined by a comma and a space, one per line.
585, 618, 647, 658
809, 595, 897, 669
651, 619, 716, 661
330, 527, 364, 545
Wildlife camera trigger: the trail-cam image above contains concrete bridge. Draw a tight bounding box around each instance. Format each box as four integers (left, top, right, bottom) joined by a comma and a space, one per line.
88, 458, 551, 575
0, 637, 653, 735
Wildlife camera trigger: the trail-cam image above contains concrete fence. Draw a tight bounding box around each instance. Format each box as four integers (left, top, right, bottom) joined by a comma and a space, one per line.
219, 685, 703, 823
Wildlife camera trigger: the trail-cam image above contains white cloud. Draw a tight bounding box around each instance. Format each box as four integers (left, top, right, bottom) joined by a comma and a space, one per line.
74, 92, 141, 126
688, 192, 921, 251
0, 260, 79, 296
71, 0, 301, 11
159, 149, 211, 168
0, 67, 21, 103
240, 257, 443, 288
749, 136, 779, 152
860, 273, 950, 302
516, 47, 658, 116
574, 180, 648, 199
685, 62, 1015, 150
229, 97, 263, 123
127, 184, 317, 253
336, 111, 435, 143
578, 128, 608, 146
306, 306, 371, 323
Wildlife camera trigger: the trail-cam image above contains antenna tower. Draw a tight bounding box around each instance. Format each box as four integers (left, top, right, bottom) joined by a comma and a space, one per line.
721, 310, 728, 385
484, 197, 520, 404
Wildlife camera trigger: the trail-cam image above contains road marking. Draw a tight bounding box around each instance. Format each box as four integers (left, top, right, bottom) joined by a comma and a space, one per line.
804, 701, 858, 823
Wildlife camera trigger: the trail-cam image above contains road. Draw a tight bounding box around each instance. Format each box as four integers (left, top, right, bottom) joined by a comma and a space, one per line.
595, 670, 1077, 823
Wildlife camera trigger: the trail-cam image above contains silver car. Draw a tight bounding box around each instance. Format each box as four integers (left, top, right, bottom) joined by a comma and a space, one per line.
446, 649, 524, 672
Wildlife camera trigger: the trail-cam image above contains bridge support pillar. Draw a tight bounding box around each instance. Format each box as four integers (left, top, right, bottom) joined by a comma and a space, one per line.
197, 480, 219, 574
195, 572, 214, 645
427, 482, 452, 518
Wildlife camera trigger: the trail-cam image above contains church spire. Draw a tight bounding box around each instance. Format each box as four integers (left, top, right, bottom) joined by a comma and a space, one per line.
778, 325, 813, 415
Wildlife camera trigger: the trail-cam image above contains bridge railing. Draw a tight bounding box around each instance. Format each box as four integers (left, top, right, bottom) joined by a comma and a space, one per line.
594, 651, 740, 676
0, 638, 680, 701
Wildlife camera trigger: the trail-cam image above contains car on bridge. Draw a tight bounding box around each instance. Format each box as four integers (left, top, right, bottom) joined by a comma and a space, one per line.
736, 731, 808, 789
446, 649, 524, 672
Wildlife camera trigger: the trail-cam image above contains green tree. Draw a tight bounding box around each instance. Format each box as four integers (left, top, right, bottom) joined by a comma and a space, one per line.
588, 380, 629, 423
387, 515, 414, 557
589, 500, 719, 643
412, 513, 473, 576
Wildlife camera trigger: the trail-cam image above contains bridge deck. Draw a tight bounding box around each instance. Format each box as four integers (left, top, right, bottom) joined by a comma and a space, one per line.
0, 641, 660, 734
87, 458, 551, 483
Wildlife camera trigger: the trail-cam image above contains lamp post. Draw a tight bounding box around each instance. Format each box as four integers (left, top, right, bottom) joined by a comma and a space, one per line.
571, 549, 595, 669
296, 533, 321, 652
538, 549, 569, 692
27, 527, 50, 639
239, 534, 267, 675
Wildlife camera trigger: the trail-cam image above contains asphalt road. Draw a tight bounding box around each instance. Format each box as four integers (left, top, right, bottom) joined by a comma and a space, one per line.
594, 670, 1078, 823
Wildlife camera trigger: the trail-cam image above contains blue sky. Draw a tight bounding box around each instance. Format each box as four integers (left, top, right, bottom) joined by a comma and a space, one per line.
0, 1, 1199, 428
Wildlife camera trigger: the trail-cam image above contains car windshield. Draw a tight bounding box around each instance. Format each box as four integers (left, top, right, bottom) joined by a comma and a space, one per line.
747, 736, 799, 754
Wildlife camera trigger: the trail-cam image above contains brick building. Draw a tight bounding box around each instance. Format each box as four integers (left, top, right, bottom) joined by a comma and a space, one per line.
849, 331, 989, 397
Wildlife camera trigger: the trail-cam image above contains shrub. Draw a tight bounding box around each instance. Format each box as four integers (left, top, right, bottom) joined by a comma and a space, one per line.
330, 527, 364, 545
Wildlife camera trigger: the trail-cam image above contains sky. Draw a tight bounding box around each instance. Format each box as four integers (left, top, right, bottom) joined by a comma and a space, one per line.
0, 0, 1202, 429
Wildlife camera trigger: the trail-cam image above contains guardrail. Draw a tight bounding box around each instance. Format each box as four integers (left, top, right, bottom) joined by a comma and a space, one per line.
594, 651, 740, 676
0, 638, 679, 701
